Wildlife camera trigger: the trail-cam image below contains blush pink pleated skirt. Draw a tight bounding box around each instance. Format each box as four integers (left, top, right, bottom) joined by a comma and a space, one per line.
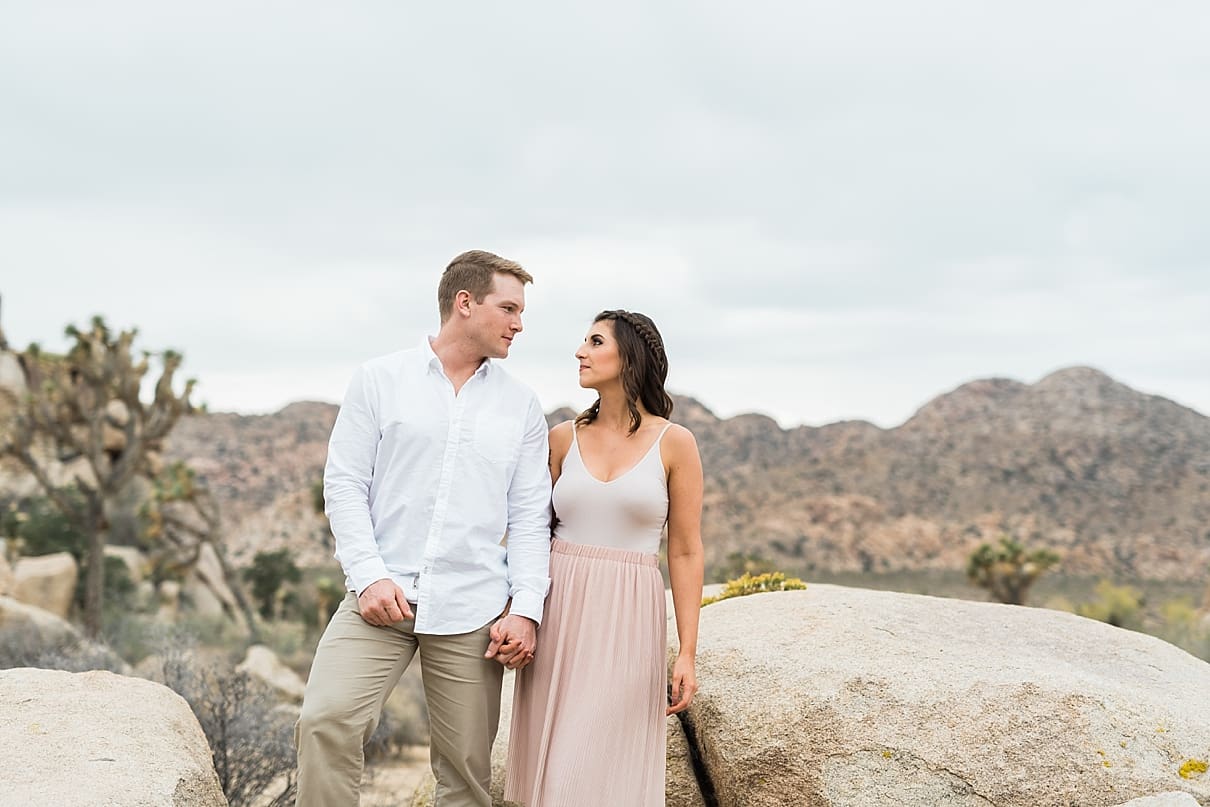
505, 537, 668, 807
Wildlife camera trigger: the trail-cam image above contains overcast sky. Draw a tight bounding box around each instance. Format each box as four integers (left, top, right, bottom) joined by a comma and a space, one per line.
2, 2, 1207, 428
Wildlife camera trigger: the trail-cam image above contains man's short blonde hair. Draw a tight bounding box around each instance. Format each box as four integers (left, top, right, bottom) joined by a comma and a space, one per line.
438, 250, 533, 323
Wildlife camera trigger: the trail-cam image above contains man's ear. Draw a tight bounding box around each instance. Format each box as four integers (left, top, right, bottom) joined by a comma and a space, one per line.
454, 289, 473, 318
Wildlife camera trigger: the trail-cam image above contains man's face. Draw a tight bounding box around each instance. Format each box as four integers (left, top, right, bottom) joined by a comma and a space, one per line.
468, 273, 526, 359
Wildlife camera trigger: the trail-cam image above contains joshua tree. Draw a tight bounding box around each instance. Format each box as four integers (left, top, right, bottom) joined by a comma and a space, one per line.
967, 535, 1060, 606
142, 460, 261, 638
0, 317, 195, 637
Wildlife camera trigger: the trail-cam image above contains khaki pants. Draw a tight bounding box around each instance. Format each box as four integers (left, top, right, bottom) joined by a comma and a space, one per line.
295, 594, 504, 807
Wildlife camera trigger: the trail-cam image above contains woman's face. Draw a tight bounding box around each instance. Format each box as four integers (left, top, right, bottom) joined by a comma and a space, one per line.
575, 319, 623, 389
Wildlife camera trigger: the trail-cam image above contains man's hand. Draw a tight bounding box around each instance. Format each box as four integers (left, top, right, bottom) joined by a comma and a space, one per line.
356, 579, 413, 626
484, 613, 537, 670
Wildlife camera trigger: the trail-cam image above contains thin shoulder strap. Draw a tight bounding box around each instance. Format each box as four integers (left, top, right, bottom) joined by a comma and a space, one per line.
649, 421, 674, 459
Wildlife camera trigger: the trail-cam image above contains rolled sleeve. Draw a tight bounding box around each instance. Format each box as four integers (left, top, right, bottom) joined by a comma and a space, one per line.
324, 365, 388, 593
504, 396, 553, 625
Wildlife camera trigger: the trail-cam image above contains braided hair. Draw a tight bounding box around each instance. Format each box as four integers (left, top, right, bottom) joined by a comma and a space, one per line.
575, 310, 674, 434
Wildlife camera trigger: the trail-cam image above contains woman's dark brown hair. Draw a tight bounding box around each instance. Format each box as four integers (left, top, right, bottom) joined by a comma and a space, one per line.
575, 310, 674, 434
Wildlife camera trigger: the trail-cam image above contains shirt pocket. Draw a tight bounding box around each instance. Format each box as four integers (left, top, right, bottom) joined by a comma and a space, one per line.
472, 408, 522, 464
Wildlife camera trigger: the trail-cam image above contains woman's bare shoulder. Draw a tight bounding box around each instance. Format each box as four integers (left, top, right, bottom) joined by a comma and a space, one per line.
549, 420, 576, 449
662, 422, 700, 458
663, 421, 696, 441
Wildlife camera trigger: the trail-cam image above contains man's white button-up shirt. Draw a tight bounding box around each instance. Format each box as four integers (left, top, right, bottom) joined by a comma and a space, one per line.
323, 338, 552, 635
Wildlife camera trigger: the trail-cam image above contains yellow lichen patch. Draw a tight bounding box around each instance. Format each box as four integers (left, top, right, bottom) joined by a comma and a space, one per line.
1102, 761, 1111, 768
1178, 759, 1207, 780
1119, 741, 1127, 748
882, 750, 893, 759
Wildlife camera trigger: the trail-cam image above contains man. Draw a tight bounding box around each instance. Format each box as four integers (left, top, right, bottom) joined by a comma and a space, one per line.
296, 250, 552, 806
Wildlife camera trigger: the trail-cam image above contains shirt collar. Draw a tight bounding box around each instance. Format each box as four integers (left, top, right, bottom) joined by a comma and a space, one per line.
422, 336, 492, 378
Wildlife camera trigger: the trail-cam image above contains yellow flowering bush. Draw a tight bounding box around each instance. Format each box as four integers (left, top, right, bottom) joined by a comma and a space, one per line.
701, 571, 806, 606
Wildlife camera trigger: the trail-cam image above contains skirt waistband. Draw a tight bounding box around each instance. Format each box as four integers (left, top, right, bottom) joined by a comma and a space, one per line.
551, 537, 659, 568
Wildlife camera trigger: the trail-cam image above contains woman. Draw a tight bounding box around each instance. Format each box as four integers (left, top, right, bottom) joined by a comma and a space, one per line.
505, 309, 705, 807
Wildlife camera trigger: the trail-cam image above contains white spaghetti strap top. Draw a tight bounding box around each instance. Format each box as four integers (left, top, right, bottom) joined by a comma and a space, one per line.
551, 423, 672, 555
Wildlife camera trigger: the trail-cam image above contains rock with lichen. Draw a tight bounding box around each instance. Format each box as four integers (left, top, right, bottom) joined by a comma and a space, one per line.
1112, 792, 1201, 806
0, 668, 226, 806
680, 585, 1210, 807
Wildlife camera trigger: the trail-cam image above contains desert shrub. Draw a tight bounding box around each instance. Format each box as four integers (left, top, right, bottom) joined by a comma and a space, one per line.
173, 612, 250, 648
363, 709, 400, 763
60, 553, 142, 636
257, 619, 307, 663
161, 646, 298, 807
707, 550, 777, 583
4, 492, 139, 626
0, 623, 126, 673
1041, 594, 1076, 613
244, 549, 302, 620
1076, 580, 1144, 630
3, 491, 87, 557
1155, 597, 1210, 660
311, 476, 325, 516
362, 666, 430, 762
390, 666, 430, 745
99, 612, 162, 666
702, 571, 807, 606
308, 577, 345, 630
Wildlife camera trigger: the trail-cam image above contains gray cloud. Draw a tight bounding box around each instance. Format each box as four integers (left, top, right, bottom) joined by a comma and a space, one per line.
2, 0, 1208, 427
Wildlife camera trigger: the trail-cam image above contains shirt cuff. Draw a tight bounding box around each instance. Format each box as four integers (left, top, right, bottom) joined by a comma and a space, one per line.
508, 590, 546, 627
347, 556, 391, 596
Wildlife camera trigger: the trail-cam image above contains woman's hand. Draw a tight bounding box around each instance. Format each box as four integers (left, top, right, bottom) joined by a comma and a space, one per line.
485, 614, 538, 670
667, 654, 698, 715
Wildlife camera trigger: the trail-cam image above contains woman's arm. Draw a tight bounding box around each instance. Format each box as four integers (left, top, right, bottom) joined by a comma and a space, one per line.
548, 420, 574, 488
664, 423, 704, 715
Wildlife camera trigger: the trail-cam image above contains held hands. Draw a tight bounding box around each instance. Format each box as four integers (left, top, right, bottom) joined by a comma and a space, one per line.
667, 654, 698, 715
485, 613, 538, 670
356, 579, 414, 626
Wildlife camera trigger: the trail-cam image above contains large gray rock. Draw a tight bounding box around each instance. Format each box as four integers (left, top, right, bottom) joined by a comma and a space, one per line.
667, 714, 709, 807
0, 594, 80, 644
156, 579, 182, 620
183, 542, 248, 633
1113, 793, 1202, 806
685, 585, 1210, 807
14, 551, 78, 618
184, 573, 229, 617
104, 544, 148, 584
0, 350, 25, 398
0, 668, 227, 806
237, 644, 306, 702
411, 668, 706, 806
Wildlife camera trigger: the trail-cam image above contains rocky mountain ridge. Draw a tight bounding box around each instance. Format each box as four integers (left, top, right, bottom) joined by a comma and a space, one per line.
154, 366, 1210, 581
